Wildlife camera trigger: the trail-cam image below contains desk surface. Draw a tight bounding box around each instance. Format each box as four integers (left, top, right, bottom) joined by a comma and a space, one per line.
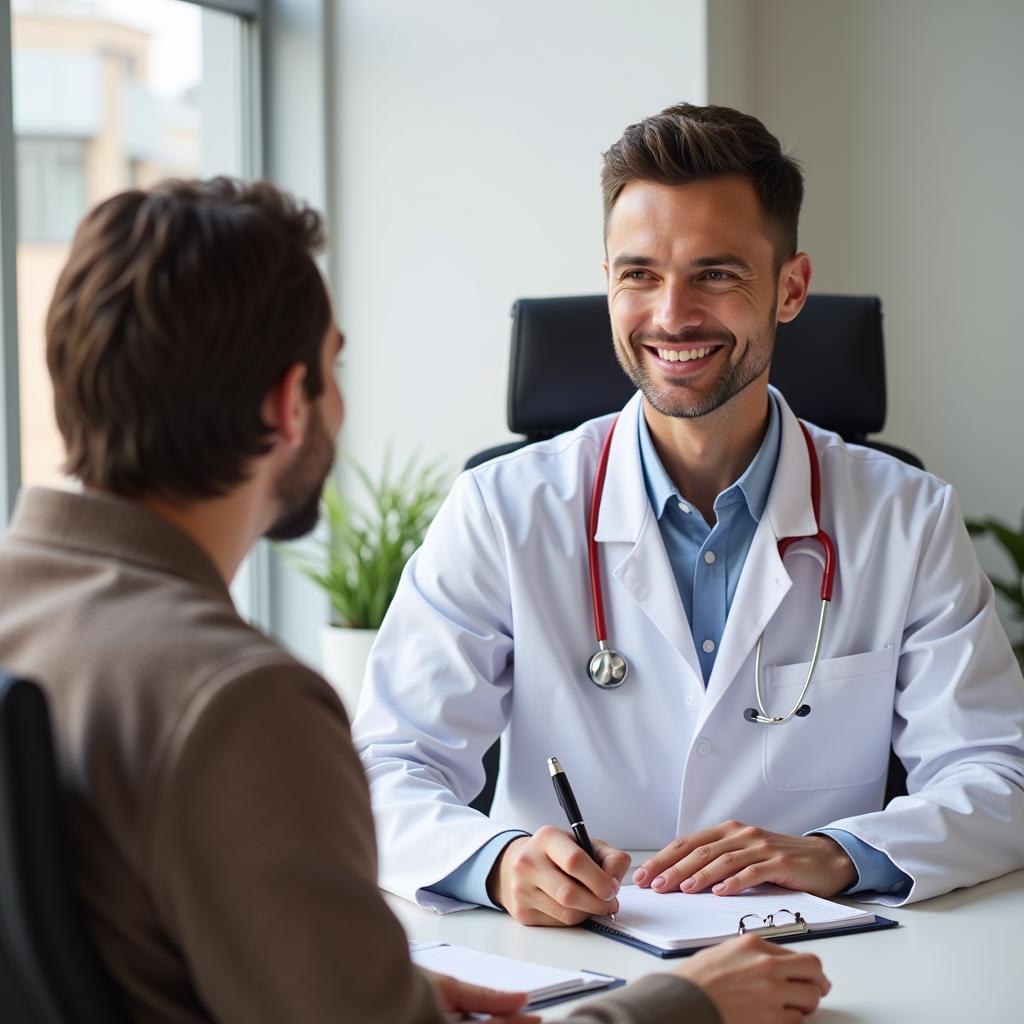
389, 864, 1024, 1023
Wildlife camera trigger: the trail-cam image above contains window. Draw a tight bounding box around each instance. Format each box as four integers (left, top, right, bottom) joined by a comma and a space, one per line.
7, 0, 257, 489
2, 0, 328, 661
16, 138, 87, 243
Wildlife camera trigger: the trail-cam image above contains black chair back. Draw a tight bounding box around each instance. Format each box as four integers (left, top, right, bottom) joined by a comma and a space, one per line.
0, 674, 129, 1024
468, 293, 921, 469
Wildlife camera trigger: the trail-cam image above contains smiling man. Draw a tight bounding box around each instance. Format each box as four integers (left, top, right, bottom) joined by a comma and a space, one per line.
353, 104, 1024, 927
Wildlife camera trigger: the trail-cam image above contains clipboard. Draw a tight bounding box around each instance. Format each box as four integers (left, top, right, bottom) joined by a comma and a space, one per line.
582, 884, 900, 958
585, 911, 899, 958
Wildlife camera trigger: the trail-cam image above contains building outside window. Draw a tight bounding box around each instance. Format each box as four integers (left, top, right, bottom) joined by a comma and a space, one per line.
10, 0, 217, 487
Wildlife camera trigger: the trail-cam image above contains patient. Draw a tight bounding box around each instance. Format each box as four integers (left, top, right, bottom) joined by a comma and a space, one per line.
0, 178, 829, 1023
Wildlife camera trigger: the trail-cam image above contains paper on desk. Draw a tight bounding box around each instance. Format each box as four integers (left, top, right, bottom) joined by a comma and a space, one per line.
594, 883, 874, 950
410, 941, 612, 1003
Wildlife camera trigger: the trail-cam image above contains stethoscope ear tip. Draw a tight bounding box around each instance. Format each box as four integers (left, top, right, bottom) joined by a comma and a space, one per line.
796, 704, 812, 717
743, 707, 760, 723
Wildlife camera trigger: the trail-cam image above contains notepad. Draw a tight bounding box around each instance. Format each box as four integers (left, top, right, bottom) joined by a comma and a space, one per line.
585, 883, 897, 957
410, 941, 623, 1009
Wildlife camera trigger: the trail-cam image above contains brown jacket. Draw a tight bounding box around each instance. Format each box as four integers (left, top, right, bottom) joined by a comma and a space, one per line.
0, 488, 718, 1024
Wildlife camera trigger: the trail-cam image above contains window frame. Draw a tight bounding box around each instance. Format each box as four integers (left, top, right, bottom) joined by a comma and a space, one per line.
0, 0, 19, 521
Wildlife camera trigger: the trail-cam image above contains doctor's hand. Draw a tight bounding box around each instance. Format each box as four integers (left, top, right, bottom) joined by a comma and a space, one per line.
425, 970, 541, 1022
487, 827, 630, 926
635, 821, 857, 898
673, 934, 830, 1023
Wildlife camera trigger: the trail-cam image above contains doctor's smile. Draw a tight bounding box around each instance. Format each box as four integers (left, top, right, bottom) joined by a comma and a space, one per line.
633, 333, 732, 378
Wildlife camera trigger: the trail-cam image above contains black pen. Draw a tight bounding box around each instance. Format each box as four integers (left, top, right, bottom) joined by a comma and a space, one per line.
547, 755, 616, 920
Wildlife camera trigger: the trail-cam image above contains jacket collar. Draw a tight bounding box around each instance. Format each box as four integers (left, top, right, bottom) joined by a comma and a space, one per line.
595, 385, 817, 545
6, 487, 231, 602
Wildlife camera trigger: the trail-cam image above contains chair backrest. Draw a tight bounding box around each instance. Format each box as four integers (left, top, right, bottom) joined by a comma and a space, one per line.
0, 674, 129, 1024
468, 292, 922, 469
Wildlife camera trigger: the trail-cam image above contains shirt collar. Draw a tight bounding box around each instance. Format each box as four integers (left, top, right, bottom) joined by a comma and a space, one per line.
6, 486, 232, 602
637, 391, 781, 524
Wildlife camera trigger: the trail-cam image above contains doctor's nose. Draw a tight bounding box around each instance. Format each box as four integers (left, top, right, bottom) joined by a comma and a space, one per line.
652, 282, 704, 337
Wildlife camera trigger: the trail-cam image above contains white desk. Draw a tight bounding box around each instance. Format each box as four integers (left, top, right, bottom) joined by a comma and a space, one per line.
389, 865, 1024, 1023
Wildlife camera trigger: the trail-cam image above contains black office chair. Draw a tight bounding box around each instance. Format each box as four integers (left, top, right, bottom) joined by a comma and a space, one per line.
469, 293, 921, 470
467, 294, 916, 813
0, 674, 129, 1024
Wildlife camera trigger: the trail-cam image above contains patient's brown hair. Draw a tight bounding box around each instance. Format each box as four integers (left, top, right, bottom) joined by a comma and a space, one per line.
601, 102, 804, 266
46, 177, 330, 500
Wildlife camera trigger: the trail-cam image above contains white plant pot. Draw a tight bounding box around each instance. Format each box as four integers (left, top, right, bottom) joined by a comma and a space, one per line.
318, 624, 378, 717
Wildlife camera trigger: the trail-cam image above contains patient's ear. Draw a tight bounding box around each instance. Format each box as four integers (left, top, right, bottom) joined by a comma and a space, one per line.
262, 363, 309, 449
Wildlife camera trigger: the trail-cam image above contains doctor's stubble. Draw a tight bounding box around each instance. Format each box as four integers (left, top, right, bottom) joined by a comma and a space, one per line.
614, 304, 778, 421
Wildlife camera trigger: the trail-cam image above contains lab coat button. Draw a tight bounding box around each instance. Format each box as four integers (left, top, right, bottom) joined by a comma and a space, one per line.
697, 740, 712, 756
685, 694, 695, 706
702, 639, 715, 653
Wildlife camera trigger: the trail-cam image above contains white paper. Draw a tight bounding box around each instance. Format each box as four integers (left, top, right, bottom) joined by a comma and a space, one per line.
410, 942, 612, 1002
593, 883, 874, 950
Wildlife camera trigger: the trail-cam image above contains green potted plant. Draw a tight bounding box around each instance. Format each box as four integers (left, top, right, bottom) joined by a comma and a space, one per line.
296, 451, 450, 713
966, 512, 1024, 667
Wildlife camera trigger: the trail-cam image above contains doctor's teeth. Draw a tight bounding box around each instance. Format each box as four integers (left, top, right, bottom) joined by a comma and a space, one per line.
657, 347, 710, 362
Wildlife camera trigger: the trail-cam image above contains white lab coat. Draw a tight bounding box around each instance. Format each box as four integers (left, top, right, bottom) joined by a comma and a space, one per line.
352, 388, 1024, 912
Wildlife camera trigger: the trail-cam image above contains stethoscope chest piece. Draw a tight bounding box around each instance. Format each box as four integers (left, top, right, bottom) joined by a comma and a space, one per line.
588, 643, 628, 689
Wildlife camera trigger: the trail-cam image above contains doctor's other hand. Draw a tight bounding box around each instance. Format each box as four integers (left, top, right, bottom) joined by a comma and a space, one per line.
425, 970, 541, 1022
487, 827, 630, 926
634, 821, 857, 898
673, 934, 830, 1024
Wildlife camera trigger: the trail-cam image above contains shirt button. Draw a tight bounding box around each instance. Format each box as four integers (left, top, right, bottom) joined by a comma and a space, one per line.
697, 740, 712, 756
703, 550, 716, 564
678, 501, 691, 513
702, 639, 715, 654
685, 694, 696, 706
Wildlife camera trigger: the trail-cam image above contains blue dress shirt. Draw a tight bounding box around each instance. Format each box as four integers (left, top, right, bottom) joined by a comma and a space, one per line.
431, 395, 910, 905
637, 394, 780, 685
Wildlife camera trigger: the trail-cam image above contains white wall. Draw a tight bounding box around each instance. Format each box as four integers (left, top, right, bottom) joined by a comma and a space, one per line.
331, 0, 707, 476
732, 0, 1024, 536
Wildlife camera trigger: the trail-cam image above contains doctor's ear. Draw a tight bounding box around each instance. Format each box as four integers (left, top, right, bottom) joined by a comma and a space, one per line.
776, 252, 812, 325
262, 362, 309, 450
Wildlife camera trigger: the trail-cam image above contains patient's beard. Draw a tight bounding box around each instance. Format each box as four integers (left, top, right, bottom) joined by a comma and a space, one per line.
265, 404, 335, 542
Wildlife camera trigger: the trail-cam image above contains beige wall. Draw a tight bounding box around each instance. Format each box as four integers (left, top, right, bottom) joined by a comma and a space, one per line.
709, 0, 1024, 536
330, 0, 708, 479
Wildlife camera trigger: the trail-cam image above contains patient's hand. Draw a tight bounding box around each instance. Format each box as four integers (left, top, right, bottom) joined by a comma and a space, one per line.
424, 969, 540, 1022
674, 934, 831, 1023
486, 826, 629, 926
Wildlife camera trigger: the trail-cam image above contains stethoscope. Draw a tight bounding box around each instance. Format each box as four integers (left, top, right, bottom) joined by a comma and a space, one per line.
586, 415, 837, 726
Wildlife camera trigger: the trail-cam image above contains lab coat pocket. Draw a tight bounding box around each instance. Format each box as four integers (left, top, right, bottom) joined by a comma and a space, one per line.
762, 646, 897, 792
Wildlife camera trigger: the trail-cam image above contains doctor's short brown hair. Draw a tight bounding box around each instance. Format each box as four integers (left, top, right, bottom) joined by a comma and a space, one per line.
601, 102, 804, 266
45, 177, 331, 500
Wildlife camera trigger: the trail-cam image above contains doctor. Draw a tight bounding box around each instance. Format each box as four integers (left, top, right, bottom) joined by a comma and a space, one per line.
352, 102, 1024, 926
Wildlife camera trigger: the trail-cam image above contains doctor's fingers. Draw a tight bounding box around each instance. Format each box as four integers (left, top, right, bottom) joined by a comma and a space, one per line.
534, 864, 620, 920
536, 826, 622, 902
633, 822, 739, 886
592, 839, 632, 883
510, 886, 596, 927
646, 833, 769, 893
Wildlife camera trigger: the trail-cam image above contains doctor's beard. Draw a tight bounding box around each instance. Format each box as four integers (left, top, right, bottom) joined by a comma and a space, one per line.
617, 310, 777, 420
